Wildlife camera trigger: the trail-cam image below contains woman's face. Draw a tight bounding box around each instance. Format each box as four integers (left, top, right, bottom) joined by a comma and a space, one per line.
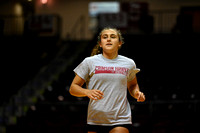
99, 29, 122, 54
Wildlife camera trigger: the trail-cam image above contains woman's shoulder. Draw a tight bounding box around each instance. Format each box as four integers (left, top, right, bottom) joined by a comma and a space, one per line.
85, 54, 100, 60
118, 55, 139, 70
83, 54, 101, 62
118, 55, 135, 64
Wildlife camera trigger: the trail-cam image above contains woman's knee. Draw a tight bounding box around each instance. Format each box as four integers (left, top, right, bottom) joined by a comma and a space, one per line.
109, 126, 129, 133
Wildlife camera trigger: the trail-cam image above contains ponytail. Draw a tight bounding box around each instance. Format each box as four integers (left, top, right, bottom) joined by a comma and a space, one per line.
91, 43, 102, 56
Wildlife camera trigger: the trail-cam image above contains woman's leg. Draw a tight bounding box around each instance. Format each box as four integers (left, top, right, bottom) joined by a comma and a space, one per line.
109, 126, 130, 133
109, 126, 129, 133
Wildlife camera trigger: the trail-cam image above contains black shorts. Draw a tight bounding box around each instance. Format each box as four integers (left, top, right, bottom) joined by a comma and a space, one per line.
86, 124, 133, 133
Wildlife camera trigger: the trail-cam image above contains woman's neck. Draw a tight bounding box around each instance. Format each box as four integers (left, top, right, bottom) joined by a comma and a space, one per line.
102, 52, 118, 59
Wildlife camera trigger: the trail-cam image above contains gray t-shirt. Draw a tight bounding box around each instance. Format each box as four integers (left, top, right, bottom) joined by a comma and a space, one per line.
74, 54, 140, 125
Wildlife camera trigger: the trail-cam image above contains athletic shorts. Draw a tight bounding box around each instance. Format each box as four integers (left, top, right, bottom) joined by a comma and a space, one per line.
86, 124, 133, 133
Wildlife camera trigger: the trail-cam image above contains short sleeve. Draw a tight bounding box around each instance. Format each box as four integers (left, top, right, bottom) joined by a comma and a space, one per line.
127, 68, 140, 82
127, 59, 140, 82
73, 58, 90, 81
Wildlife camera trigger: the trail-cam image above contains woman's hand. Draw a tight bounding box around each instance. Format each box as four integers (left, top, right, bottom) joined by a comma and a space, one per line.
85, 89, 104, 100
134, 90, 145, 102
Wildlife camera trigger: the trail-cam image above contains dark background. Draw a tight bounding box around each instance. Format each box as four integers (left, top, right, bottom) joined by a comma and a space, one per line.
0, 0, 200, 133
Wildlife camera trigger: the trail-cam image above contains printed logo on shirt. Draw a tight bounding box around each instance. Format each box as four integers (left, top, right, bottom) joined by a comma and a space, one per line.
95, 66, 129, 76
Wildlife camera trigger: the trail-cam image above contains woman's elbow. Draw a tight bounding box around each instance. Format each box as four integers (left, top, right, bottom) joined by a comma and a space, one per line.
69, 85, 74, 96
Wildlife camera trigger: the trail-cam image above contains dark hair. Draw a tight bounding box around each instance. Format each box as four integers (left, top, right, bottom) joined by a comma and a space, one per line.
91, 27, 124, 56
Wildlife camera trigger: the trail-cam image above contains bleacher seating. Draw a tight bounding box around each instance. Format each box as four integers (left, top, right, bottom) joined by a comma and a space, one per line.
2, 33, 200, 133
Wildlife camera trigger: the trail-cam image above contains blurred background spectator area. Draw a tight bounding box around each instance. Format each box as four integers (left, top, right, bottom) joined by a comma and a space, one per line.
0, 0, 200, 38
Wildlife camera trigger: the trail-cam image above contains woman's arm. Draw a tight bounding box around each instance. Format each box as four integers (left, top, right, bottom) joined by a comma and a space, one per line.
127, 77, 145, 102
69, 74, 104, 100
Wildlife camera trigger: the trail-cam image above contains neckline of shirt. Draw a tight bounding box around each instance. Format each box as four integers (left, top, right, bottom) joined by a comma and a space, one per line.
99, 54, 120, 62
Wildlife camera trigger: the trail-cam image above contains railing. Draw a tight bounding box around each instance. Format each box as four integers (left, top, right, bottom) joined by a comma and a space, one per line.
1, 10, 179, 39
0, 15, 24, 36
150, 9, 179, 33
69, 15, 86, 40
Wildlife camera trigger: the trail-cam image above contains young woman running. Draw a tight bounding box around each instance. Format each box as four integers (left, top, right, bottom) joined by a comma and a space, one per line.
69, 27, 145, 133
